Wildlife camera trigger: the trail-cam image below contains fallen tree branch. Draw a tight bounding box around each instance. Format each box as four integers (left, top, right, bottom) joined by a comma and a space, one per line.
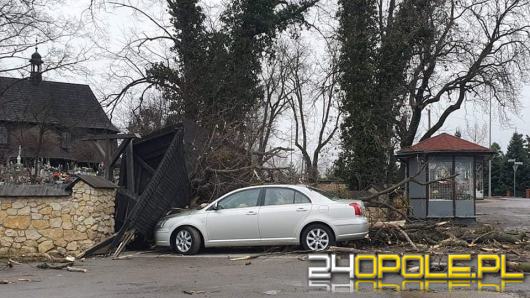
361, 174, 457, 202
66, 266, 87, 273
205, 166, 290, 174
506, 262, 530, 273
372, 221, 419, 251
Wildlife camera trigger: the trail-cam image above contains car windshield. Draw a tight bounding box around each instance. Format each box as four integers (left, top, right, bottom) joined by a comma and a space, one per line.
307, 186, 343, 201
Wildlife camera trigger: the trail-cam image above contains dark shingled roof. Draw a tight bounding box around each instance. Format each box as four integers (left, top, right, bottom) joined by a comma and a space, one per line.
397, 133, 494, 156
68, 175, 117, 189
0, 184, 70, 197
0, 76, 118, 132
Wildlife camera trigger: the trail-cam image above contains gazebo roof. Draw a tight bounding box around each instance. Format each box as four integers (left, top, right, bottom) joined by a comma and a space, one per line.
397, 133, 494, 156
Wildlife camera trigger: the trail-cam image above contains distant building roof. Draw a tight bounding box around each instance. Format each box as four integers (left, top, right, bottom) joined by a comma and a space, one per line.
397, 133, 494, 156
0, 76, 119, 132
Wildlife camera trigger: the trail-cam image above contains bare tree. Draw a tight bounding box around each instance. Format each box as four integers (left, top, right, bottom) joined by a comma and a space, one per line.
389, 0, 530, 147
464, 120, 488, 145
288, 40, 342, 183
251, 41, 295, 166
0, 0, 89, 78
126, 95, 173, 136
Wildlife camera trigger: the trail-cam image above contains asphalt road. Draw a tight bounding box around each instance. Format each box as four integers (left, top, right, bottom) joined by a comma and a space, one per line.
0, 197, 529, 298
1, 251, 528, 298
476, 197, 530, 232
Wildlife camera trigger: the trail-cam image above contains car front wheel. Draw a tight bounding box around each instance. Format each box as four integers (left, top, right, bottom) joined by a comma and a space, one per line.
172, 227, 201, 255
301, 224, 335, 251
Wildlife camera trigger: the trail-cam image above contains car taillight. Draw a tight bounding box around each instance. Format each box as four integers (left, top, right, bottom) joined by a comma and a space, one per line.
349, 202, 363, 216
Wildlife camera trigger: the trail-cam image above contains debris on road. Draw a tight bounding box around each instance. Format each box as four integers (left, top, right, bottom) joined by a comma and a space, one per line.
229, 256, 256, 261
37, 262, 73, 270
263, 290, 280, 295
182, 290, 206, 295
506, 261, 530, 272
328, 246, 364, 253
66, 266, 87, 273
341, 220, 530, 271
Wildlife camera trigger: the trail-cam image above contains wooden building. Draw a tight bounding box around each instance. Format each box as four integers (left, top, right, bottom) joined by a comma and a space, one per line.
0, 48, 119, 167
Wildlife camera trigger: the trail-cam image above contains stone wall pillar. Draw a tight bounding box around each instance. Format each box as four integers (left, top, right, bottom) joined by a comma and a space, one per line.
0, 180, 115, 257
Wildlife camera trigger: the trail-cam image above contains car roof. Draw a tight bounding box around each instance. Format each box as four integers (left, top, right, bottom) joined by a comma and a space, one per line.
234, 184, 311, 192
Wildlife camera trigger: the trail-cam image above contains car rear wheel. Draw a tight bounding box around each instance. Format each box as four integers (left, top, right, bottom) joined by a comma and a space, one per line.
301, 224, 335, 251
172, 227, 201, 255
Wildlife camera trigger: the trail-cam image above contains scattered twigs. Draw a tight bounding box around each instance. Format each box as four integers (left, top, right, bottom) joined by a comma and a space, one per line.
8, 259, 21, 266
372, 221, 418, 251
229, 249, 312, 261
66, 266, 87, 273
37, 261, 87, 273
37, 262, 73, 270
393, 225, 419, 251
506, 262, 530, 273
470, 231, 495, 246
327, 246, 365, 254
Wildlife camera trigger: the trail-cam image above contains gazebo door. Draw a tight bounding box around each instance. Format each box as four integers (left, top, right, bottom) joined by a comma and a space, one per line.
427, 156, 454, 217
454, 156, 475, 217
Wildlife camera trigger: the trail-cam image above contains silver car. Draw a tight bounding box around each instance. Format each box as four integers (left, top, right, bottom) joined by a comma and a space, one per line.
154, 185, 369, 254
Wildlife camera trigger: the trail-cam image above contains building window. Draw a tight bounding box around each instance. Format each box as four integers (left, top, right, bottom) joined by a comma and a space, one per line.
61, 132, 71, 150
0, 126, 7, 145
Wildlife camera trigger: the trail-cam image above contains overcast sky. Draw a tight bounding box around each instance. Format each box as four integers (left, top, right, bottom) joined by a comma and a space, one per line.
26, 0, 530, 155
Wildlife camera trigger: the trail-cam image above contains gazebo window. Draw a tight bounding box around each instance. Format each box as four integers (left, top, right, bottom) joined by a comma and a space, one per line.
455, 157, 473, 200
429, 157, 453, 201
475, 159, 484, 199
0, 126, 7, 144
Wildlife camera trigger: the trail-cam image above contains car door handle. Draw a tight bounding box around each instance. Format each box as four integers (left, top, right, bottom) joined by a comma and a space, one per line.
245, 211, 257, 215
296, 208, 308, 212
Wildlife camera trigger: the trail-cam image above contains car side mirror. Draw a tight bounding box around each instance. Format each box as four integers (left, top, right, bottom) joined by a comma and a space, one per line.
210, 202, 219, 211
200, 203, 208, 209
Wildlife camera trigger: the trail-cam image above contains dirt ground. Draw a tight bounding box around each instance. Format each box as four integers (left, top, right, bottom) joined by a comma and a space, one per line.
0, 197, 529, 298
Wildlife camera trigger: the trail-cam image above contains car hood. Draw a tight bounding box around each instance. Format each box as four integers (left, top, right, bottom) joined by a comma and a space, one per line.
164, 209, 200, 219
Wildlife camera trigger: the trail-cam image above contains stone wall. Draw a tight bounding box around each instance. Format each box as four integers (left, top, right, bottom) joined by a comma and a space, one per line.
0, 181, 115, 257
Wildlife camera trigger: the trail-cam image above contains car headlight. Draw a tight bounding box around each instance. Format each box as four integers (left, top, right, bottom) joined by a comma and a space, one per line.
156, 218, 168, 229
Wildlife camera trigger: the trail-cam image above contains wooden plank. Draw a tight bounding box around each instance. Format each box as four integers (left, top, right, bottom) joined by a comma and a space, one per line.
134, 154, 155, 175
117, 188, 138, 202
77, 233, 117, 258
104, 139, 112, 180
113, 229, 135, 258
81, 133, 141, 141
108, 139, 131, 169
126, 141, 135, 194
94, 141, 106, 157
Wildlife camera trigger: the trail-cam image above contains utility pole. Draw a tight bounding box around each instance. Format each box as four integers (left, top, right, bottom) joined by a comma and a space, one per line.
488, 97, 492, 198
427, 108, 431, 129
508, 159, 523, 197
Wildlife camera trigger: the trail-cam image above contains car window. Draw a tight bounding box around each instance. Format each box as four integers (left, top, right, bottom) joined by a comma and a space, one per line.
264, 188, 296, 206
294, 191, 311, 204
307, 187, 341, 201
218, 189, 260, 209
